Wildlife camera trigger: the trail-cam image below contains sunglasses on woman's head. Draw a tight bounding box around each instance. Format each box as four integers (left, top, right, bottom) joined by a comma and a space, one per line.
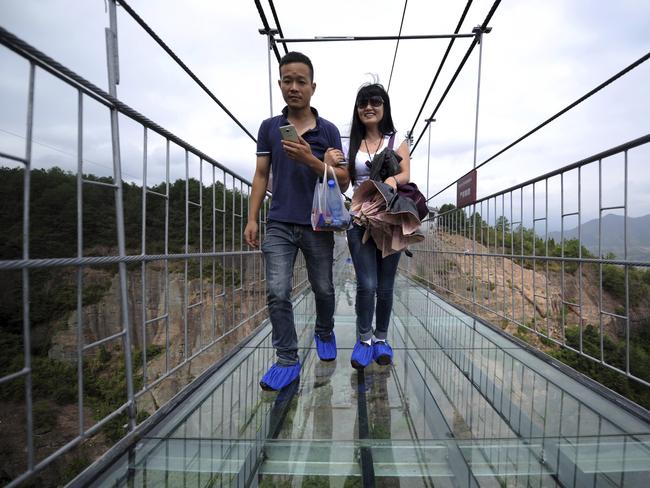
356, 96, 384, 109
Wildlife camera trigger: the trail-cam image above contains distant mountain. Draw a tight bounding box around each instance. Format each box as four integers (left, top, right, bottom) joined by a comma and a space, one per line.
548, 214, 650, 261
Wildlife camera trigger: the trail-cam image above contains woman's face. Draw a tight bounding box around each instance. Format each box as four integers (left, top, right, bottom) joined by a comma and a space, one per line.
356, 94, 384, 127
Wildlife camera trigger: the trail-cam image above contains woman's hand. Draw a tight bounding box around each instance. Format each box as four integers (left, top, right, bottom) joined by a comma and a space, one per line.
385, 176, 398, 190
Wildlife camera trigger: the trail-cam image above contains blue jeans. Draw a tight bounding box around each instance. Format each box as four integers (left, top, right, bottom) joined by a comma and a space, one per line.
262, 220, 335, 365
347, 224, 401, 341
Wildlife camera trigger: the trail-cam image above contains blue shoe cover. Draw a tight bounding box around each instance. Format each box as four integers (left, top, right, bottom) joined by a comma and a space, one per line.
315, 332, 337, 361
260, 362, 301, 391
350, 341, 373, 369
373, 341, 393, 366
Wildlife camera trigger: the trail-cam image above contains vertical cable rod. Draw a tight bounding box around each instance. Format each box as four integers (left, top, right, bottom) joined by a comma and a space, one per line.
623, 150, 630, 376
141, 127, 148, 383
263, 29, 277, 117
23, 61, 36, 471
425, 118, 434, 199
106, 0, 136, 430
75, 90, 85, 436
164, 139, 170, 374
472, 26, 489, 168
184, 149, 189, 359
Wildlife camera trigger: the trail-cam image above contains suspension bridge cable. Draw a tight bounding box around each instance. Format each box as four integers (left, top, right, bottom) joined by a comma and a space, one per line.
426, 50, 650, 202
0, 27, 256, 185
267, 0, 288, 56
116, 0, 256, 142
254, 0, 282, 62
410, 0, 501, 155
387, 0, 408, 93
407, 0, 473, 139
0, 127, 144, 181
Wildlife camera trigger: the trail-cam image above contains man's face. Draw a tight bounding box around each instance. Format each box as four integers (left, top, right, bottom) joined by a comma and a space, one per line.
278, 62, 315, 110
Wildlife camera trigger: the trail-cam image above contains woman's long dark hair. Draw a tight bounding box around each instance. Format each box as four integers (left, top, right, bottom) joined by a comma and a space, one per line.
347, 83, 396, 185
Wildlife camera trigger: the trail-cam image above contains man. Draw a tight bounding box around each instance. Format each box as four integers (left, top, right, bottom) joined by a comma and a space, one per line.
244, 51, 349, 391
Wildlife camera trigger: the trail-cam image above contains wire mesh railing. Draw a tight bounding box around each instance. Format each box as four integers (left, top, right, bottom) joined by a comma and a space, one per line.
404, 135, 650, 399
2, 1, 648, 486
392, 281, 650, 486
0, 24, 308, 488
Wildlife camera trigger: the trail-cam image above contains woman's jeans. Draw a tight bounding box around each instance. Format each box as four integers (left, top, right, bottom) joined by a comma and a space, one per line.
262, 220, 335, 365
347, 224, 401, 342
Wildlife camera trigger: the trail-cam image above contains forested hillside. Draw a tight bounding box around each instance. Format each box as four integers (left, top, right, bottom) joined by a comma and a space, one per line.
0, 165, 252, 486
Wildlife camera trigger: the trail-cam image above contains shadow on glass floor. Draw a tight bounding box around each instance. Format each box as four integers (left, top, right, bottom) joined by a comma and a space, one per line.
89, 257, 650, 487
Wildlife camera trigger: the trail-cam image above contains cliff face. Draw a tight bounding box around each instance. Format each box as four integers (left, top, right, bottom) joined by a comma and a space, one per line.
49, 267, 181, 361
410, 232, 636, 340
49, 263, 266, 361
46, 259, 268, 410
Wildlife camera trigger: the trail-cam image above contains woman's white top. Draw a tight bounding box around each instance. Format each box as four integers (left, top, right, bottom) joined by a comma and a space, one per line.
341, 133, 407, 190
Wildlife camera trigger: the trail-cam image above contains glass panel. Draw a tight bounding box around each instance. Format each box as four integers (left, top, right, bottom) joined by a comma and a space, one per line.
92, 251, 650, 487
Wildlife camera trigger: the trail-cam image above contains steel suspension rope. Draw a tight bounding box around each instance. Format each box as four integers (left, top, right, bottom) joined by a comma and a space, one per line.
410, 0, 501, 155
427, 50, 650, 202
0, 27, 256, 184
267, 0, 288, 56
254, 0, 282, 62
116, 0, 256, 142
387, 0, 408, 93
407, 0, 473, 138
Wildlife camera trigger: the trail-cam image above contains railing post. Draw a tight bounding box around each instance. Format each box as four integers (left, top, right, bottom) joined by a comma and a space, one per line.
105, 0, 137, 430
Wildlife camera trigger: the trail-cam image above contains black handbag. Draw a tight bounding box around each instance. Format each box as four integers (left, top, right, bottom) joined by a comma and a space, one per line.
397, 182, 428, 220
383, 133, 428, 221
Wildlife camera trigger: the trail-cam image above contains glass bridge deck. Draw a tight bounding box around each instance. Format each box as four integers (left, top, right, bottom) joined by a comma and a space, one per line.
90, 257, 650, 487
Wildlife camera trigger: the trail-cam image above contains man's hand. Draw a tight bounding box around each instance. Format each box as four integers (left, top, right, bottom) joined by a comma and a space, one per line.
281, 135, 313, 164
244, 220, 259, 248
324, 148, 345, 167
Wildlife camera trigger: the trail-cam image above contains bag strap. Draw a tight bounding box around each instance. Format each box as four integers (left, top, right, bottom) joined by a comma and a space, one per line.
323, 161, 336, 181
325, 162, 342, 191
387, 132, 396, 150
322, 162, 341, 190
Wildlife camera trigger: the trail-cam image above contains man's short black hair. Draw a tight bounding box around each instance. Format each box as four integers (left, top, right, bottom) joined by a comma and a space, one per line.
279, 51, 314, 81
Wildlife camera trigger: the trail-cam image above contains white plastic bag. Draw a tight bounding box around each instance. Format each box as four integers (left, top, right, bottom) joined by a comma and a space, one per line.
311, 163, 351, 231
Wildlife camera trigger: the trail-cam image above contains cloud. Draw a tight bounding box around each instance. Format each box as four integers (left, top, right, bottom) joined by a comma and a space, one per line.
2, 0, 649, 228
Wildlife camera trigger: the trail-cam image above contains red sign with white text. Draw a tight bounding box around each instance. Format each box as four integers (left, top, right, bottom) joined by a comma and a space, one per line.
456, 169, 477, 207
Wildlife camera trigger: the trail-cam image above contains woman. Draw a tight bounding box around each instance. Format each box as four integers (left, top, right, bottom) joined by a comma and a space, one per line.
342, 83, 410, 369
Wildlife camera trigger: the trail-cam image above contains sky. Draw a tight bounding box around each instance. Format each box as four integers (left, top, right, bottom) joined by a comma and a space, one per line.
1, 0, 650, 229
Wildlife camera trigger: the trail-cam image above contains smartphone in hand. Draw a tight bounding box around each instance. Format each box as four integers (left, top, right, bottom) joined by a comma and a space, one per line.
279, 124, 299, 143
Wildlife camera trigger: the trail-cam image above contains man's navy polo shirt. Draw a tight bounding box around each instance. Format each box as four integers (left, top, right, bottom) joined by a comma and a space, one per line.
256, 106, 342, 226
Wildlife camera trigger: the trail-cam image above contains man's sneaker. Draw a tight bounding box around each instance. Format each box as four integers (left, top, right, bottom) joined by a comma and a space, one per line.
315, 332, 337, 361
259, 362, 301, 391
350, 341, 373, 369
373, 340, 393, 366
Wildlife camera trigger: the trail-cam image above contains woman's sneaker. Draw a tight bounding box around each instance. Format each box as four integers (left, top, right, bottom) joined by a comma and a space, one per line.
373, 340, 393, 366
259, 362, 301, 391
350, 341, 373, 369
